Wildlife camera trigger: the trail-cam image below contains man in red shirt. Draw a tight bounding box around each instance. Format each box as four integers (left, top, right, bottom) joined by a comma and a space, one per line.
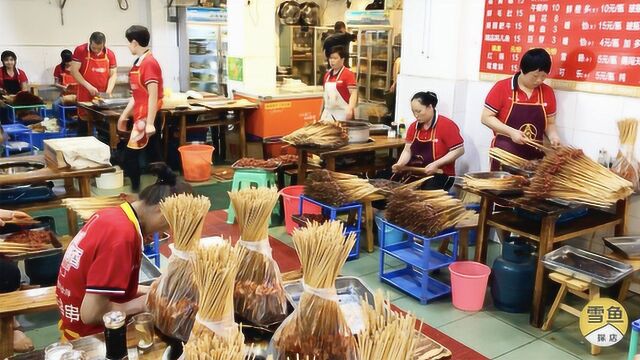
56, 163, 191, 340
70, 32, 118, 136
321, 46, 357, 121
116, 25, 164, 191
481, 48, 560, 170
392, 91, 464, 189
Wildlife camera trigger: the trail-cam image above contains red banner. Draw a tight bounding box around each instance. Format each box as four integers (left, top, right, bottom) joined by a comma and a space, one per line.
480, 0, 640, 95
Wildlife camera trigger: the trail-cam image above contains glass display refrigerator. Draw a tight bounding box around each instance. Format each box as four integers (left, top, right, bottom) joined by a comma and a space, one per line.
178, 7, 228, 95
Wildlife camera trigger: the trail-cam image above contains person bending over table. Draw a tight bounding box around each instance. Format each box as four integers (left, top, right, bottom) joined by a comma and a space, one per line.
56, 163, 191, 340
392, 91, 464, 190
481, 48, 560, 171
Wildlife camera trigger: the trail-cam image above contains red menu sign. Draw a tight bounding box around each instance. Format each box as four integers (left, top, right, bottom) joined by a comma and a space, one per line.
480, 0, 640, 96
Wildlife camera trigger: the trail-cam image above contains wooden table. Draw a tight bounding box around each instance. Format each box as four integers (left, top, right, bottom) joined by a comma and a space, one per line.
76, 102, 122, 150
466, 187, 627, 328
161, 99, 258, 160
0, 287, 57, 359
295, 136, 405, 184
0, 155, 115, 235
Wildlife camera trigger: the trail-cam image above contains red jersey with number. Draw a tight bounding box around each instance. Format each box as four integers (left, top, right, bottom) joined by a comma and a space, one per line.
484, 75, 557, 123
405, 114, 464, 176
56, 205, 142, 339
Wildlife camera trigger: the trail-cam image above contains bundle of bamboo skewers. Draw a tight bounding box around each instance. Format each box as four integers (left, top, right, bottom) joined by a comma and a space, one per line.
282, 121, 349, 149
386, 188, 475, 237
357, 290, 418, 360
612, 118, 640, 190
304, 170, 380, 207
62, 195, 128, 220
272, 221, 358, 360
146, 194, 210, 342
463, 173, 529, 191
184, 237, 244, 360
488, 147, 539, 172
523, 139, 634, 207
229, 187, 288, 327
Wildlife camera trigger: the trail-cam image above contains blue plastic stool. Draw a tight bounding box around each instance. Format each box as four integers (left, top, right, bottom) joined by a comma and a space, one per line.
143, 232, 161, 268
298, 195, 363, 260
7, 104, 47, 124
2, 124, 33, 156
628, 319, 640, 360
226, 169, 280, 224
56, 103, 78, 135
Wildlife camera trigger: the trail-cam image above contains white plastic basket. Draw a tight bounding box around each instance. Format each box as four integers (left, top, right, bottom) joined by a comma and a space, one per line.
95, 167, 124, 189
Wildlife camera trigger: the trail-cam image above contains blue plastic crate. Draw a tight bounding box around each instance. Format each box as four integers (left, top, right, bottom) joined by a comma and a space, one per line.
26, 131, 64, 150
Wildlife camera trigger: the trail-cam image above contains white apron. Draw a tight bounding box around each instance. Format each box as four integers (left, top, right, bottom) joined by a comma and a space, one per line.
321, 66, 350, 121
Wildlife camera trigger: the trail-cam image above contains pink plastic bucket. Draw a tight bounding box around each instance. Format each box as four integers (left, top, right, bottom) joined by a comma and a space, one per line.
449, 261, 491, 312
280, 185, 321, 235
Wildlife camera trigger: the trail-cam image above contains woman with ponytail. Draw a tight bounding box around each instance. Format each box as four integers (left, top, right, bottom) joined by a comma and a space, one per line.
56, 163, 192, 340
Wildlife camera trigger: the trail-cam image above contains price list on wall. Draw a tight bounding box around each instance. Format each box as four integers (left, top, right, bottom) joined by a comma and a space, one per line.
479, 0, 640, 97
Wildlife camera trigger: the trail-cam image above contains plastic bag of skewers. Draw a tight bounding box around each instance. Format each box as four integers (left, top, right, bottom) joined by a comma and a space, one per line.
271, 221, 358, 360
229, 187, 288, 327
612, 119, 640, 191
184, 237, 246, 360
146, 194, 210, 342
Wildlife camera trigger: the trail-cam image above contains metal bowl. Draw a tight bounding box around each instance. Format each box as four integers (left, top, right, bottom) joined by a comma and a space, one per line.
0, 161, 45, 175
464, 171, 512, 180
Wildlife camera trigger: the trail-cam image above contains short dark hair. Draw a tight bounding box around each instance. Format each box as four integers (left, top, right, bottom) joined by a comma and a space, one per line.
1, 50, 16, 63
139, 163, 192, 205
89, 32, 106, 45
520, 48, 552, 74
329, 45, 347, 59
411, 91, 438, 108
125, 25, 151, 47
334, 21, 346, 31
60, 49, 72, 69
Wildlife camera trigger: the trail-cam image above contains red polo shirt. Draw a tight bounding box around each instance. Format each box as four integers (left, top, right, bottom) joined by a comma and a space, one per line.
484, 74, 556, 123
405, 113, 464, 176
56, 204, 142, 339
0, 67, 28, 90
72, 44, 117, 73
53, 64, 70, 83
323, 66, 356, 103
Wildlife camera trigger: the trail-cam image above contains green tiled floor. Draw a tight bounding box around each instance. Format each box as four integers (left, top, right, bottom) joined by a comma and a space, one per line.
17, 178, 639, 359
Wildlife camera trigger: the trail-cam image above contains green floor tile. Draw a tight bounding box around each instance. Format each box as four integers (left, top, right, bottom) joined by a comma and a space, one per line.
495, 340, 579, 360
392, 296, 472, 328
341, 254, 380, 277
485, 303, 577, 339
24, 324, 61, 350
359, 272, 407, 301
541, 322, 630, 360
437, 312, 536, 358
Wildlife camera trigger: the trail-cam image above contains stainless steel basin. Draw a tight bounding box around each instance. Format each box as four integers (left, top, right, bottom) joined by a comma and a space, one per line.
0, 161, 45, 175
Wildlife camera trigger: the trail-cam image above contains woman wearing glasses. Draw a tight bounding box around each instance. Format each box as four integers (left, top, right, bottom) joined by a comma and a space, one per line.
391, 91, 464, 189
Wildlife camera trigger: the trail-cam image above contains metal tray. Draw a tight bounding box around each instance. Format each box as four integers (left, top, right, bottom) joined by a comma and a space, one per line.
284, 276, 374, 334
138, 255, 162, 285
463, 171, 524, 196
603, 236, 640, 259
231, 159, 281, 172
501, 164, 536, 178
542, 245, 633, 287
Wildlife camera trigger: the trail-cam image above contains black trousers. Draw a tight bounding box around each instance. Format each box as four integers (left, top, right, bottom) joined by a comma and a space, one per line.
117, 117, 163, 191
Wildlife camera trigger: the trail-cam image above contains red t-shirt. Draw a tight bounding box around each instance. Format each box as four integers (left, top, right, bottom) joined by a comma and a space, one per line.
0, 67, 28, 90
130, 52, 164, 120
405, 113, 464, 176
323, 67, 356, 103
484, 74, 557, 124
56, 204, 142, 339
53, 64, 70, 83
72, 43, 117, 74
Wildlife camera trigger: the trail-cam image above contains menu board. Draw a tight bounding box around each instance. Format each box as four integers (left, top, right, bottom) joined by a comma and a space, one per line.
480, 0, 640, 97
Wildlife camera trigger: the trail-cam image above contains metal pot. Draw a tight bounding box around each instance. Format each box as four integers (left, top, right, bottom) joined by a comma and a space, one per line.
340, 121, 370, 143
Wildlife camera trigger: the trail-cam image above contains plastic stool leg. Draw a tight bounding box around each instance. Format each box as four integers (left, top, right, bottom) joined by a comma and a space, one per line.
629, 329, 639, 360
152, 232, 160, 267
226, 174, 242, 224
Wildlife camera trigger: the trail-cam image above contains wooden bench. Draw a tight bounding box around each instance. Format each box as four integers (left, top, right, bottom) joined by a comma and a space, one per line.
0, 287, 57, 359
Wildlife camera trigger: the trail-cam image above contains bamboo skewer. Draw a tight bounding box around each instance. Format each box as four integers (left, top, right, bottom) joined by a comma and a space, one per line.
283, 121, 349, 149
305, 170, 381, 206
273, 221, 357, 360
229, 187, 288, 326
146, 194, 211, 342
612, 118, 640, 190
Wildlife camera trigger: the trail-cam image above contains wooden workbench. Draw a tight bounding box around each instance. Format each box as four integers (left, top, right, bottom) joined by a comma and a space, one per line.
465, 187, 627, 328
295, 136, 405, 184
0, 155, 115, 235
76, 102, 122, 149
161, 98, 258, 160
